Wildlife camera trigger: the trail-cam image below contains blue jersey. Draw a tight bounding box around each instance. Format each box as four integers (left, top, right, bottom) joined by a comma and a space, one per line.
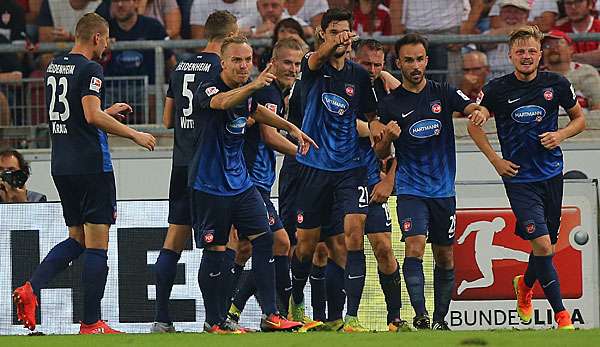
480, 72, 577, 183
166, 52, 221, 166
46, 53, 112, 176
244, 82, 285, 191
379, 80, 472, 198
360, 77, 388, 187
296, 56, 377, 171
190, 76, 258, 196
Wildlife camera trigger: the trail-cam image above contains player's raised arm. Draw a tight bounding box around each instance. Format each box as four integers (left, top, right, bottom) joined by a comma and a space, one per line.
260, 124, 298, 156
82, 96, 156, 151
209, 63, 276, 110
308, 28, 356, 71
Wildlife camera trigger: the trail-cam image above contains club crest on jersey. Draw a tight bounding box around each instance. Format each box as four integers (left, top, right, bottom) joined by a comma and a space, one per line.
431, 101, 442, 114
203, 230, 215, 244
226, 116, 247, 135
511, 105, 546, 124
322, 93, 349, 115
409, 119, 442, 138
345, 84, 355, 97
402, 218, 412, 232
265, 103, 278, 114
544, 89, 554, 101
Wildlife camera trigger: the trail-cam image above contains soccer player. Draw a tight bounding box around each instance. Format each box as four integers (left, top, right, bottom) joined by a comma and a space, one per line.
13, 13, 156, 334
374, 33, 489, 331
290, 8, 376, 332
228, 38, 321, 329
468, 25, 585, 330
354, 38, 412, 332
191, 35, 315, 333
152, 10, 238, 333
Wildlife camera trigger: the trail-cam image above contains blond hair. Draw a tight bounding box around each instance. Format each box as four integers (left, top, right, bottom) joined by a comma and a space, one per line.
508, 25, 544, 49
220, 35, 250, 56
75, 13, 108, 42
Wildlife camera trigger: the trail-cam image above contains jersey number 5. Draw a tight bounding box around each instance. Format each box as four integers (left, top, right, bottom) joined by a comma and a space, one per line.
47, 76, 70, 122
182, 73, 195, 117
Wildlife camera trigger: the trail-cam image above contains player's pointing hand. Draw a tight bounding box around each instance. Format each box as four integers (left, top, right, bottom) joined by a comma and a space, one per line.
289, 125, 318, 155
254, 63, 276, 89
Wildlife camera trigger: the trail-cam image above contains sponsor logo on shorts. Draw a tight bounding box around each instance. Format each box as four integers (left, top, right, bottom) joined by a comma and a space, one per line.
203, 231, 214, 244
511, 105, 546, 124
409, 119, 442, 138
402, 218, 412, 232
321, 93, 349, 115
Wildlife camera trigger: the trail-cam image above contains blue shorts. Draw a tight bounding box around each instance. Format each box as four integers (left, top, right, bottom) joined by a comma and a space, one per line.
257, 187, 284, 233
53, 172, 117, 227
504, 173, 563, 244
396, 195, 456, 246
365, 184, 392, 234
295, 164, 368, 230
168, 165, 191, 225
191, 186, 270, 248
278, 156, 300, 245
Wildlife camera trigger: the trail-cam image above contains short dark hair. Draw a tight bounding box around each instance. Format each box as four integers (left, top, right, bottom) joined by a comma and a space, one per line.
220, 35, 250, 56
205, 10, 238, 42
0, 148, 30, 176
394, 33, 429, 57
321, 8, 353, 31
355, 39, 384, 54
272, 17, 305, 47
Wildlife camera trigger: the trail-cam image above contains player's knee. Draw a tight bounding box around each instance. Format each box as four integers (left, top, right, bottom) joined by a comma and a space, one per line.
373, 242, 393, 265
404, 237, 426, 259
345, 214, 366, 233
235, 239, 252, 263
312, 243, 329, 266
434, 247, 454, 269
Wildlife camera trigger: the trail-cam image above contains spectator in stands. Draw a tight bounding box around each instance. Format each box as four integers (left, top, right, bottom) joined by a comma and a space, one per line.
190, 0, 254, 39
482, 0, 530, 79
542, 30, 600, 111
554, 0, 600, 67
352, 0, 392, 36
240, 0, 291, 38
285, 0, 329, 36
105, 0, 176, 84
37, 0, 102, 42
96, 0, 182, 38
460, 50, 490, 102
258, 17, 308, 69
0, 148, 46, 202
328, 0, 352, 11
489, 0, 559, 32
387, 0, 484, 84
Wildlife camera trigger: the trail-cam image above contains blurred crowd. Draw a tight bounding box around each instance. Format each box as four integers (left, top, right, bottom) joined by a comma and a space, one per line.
0, 0, 598, 127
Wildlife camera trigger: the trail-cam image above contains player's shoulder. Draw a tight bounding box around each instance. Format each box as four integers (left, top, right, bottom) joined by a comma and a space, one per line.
538, 71, 570, 87
483, 73, 513, 91
346, 60, 370, 78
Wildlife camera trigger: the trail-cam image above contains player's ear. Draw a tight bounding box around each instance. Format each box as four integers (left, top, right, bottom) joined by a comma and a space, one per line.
316, 28, 324, 41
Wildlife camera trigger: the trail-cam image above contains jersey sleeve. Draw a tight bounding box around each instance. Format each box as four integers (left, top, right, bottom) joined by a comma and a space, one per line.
557, 75, 578, 111
166, 77, 174, 98
359, 70, 377, 115
478, 82, 494, 110
300, 52, 320, 82
195, 80, 221, 110
447, 84, 473, 115
80, 63, 104, 100
254, 87, 283, 117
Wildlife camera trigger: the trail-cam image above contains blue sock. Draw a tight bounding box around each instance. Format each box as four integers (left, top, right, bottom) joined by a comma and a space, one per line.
198, 250, 225, 326
403, 257, 427, 317
534, 255, 566, 314
433, 266, 454, 323
274, 256, 291, 315
326, 259, 345, 321
30, 238, 84, 294
220, 247, 236, 318
82, 248, 108, 325
291, 251, 311, 305
524, 252, 537, 288
345, 250, 366, 317
232, 270, 256, 312
310, 264, 327, 321
251, 233, 277, 315
154, 248, 181, 323
379, 261, 401, 324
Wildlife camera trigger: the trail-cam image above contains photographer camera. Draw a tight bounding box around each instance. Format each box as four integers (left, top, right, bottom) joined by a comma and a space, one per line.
0, 149, 47, 203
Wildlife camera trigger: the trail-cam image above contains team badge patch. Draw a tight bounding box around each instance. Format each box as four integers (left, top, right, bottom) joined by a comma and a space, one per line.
345, 84, 355, 97
203, 231, 215, 243
525, 222, 536, 234
402, 218, 412, 232
89, 77, 102, 93
544, 89, 554, 101
431, 101, 442, 114
265, 103, 278, 114
269, 215, 275, 226
297, 211, 304, 224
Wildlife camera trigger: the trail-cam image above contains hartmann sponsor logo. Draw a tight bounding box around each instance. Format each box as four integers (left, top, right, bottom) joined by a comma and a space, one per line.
321, 93, 349, 115
409, 119, 442, 138
511, 105, 546, 124
226, 117, 247, 135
